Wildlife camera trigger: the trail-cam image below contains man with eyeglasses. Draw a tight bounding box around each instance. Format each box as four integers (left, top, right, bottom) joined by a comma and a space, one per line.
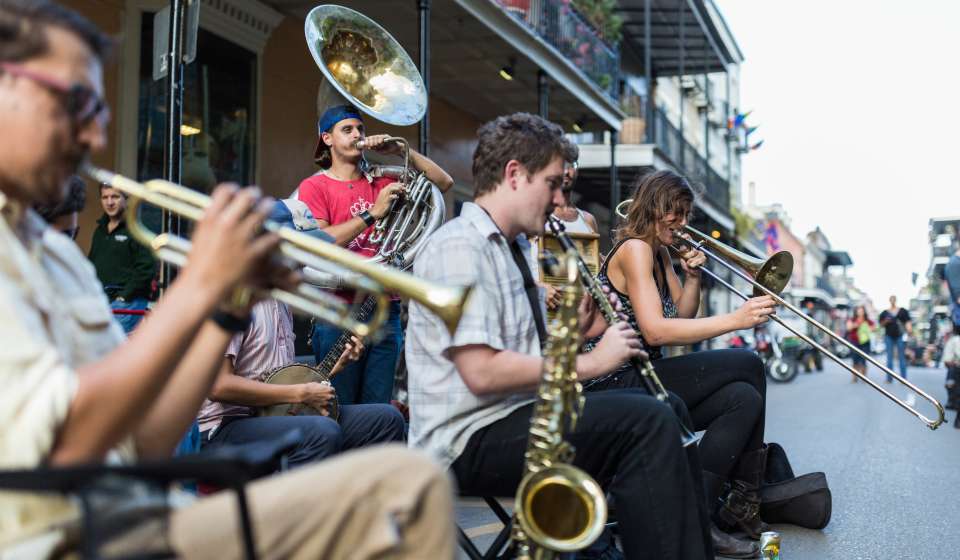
0, 1, 454, 558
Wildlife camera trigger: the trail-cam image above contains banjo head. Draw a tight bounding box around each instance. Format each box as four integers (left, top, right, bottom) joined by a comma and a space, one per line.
258, 363, 340, 421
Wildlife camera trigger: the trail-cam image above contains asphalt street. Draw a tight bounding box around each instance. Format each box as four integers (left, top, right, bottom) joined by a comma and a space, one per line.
455, 359, 960, 559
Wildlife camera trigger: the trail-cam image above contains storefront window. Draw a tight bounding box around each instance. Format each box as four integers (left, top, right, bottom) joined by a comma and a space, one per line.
136, 13, 257, 192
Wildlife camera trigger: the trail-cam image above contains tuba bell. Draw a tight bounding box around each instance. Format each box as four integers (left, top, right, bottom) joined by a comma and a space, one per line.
304, 5, 444, 271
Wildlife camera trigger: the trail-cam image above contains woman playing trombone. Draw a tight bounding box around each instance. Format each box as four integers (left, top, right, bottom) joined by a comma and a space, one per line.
583, 169, 777, 544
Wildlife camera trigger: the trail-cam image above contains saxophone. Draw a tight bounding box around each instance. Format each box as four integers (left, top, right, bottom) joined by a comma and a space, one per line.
512, 250, 607, 560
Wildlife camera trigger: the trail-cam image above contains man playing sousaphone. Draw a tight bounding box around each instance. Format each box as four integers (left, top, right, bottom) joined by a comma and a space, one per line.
196, 199, 407, 465
297, 105, 454, 407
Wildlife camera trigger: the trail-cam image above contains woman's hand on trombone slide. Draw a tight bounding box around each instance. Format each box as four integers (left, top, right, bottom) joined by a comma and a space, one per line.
732, 295, 777, 330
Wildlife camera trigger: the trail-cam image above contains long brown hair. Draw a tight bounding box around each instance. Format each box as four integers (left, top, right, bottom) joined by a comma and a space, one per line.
617, 170, 700, 242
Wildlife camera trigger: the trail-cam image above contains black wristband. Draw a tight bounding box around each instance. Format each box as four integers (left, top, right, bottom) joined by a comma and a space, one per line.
211, 310, 252, 333
359, 209, 376, 227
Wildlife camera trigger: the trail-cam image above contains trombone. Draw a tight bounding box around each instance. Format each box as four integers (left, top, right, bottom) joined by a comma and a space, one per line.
614, 201, 945, 429
84, 164, 472, 340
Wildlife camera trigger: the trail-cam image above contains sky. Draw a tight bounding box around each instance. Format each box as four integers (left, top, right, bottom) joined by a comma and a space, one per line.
716, 0, 959, 308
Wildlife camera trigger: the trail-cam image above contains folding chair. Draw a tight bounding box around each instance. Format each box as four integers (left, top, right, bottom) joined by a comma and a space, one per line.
0, 430, 302, 560
456, 495, 621, 560
456, 496, 514, 560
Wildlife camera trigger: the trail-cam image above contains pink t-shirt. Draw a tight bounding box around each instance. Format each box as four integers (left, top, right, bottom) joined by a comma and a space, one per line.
297, 171, 395, 258
197, 299, 296, 432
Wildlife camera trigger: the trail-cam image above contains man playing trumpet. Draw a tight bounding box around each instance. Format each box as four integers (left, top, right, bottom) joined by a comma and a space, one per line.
0, 3, 454, 557
297, 104, 454, 406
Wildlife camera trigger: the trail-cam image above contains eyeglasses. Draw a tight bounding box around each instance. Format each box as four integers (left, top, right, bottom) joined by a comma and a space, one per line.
0, 62, 107, 124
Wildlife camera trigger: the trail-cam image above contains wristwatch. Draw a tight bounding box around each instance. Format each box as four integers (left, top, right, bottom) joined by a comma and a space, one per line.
359, 209, 376, 227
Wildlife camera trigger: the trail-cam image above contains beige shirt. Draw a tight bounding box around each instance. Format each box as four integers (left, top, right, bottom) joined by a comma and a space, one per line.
0, 192, 134, 550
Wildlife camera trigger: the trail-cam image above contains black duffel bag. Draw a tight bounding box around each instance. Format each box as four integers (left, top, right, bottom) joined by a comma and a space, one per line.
759, 442, 832, 530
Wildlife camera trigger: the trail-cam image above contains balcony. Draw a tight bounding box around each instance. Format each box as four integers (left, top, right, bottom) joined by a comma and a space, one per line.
652, 108, 730, 212
494, 0, 620, 100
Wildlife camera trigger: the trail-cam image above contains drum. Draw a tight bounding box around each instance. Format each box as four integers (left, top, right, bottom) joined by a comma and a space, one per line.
258, 363, 340, 421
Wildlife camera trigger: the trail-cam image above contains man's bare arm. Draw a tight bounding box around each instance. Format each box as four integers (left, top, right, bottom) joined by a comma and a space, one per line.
409, 148, 455, 192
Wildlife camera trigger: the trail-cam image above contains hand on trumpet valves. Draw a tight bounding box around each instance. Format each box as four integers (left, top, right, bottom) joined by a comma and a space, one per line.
186, 184, 291, 304
733, 295, 777, 329
296, 382, 337, 416
356, 134, 401, 155
370, 182, 405, 219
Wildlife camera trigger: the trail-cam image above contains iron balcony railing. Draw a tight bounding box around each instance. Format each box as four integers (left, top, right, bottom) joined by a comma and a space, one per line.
495, 0, 620, 100
653, 108, 730, 212
815, 276, 837, 298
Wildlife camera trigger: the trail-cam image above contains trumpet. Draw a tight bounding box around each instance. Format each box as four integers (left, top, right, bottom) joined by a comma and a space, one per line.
83, 164, 472, 339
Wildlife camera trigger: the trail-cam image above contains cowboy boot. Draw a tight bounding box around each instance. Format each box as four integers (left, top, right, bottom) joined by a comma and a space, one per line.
703, 471, 759, 558
717, 447, 770, 540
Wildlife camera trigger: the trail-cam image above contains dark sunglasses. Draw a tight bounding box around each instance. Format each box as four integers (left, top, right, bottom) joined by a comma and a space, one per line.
0, 62, 107, 124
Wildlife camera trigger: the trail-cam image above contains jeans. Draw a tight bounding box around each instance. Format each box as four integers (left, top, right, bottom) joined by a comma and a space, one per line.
312, 300, 403, 405
110, 297, 148, 334
201, 404, 406, 468
452, 389, 713, 560
885, 334, 908, 380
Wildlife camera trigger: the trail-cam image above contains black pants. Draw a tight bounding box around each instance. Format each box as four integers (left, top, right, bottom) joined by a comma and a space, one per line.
452, 389, 713, 560
589, 349, 766, 479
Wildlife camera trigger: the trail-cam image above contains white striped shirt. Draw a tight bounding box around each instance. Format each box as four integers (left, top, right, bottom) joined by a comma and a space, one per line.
405, 202, 542, 468
197, 299, 296, 432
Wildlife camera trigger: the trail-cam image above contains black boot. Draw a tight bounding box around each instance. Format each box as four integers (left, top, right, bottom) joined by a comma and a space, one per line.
703, 471, 758, 558
717, 447, 770, 540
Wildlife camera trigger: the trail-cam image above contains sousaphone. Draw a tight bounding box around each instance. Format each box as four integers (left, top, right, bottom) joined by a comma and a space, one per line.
304, 5, 444, 272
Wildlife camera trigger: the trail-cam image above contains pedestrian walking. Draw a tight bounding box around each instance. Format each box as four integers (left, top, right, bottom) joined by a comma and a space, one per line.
878, 295, 912, 382
945, 239, 960, 328
845, 305, 874, 382
942, 323, 960, 428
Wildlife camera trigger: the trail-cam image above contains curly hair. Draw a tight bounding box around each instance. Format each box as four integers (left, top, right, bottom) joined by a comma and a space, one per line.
0, 0, 112, 63
616, 170, 701, 242
472, 113, 566, 197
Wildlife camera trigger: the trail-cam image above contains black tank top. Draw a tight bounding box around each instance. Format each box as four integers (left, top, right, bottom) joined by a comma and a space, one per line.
582, 238, 678, 363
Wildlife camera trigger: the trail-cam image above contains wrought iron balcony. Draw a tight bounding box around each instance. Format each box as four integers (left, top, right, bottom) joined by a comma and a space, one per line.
653, 108, 730, 212
494, 0, 620, 99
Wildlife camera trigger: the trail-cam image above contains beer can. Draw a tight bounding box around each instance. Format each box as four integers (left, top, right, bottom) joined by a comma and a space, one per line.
759, 531, 781, 560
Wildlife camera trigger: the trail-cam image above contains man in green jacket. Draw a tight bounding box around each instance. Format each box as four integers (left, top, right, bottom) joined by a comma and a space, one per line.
88, 184, 156, 332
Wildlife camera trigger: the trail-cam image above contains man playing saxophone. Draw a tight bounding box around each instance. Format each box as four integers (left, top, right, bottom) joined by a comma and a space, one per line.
297, 104, 454, 406
406, 112, 714, 560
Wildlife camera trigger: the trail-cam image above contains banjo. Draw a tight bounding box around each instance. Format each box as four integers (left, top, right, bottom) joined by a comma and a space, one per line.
258, 363, 340, 421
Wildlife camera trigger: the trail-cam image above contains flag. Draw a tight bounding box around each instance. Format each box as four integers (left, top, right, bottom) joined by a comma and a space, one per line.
764, 221, 780, 253
733, 110, 753, 128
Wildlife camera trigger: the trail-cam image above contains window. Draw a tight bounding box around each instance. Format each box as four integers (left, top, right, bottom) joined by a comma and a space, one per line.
137, 13, 257, 191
